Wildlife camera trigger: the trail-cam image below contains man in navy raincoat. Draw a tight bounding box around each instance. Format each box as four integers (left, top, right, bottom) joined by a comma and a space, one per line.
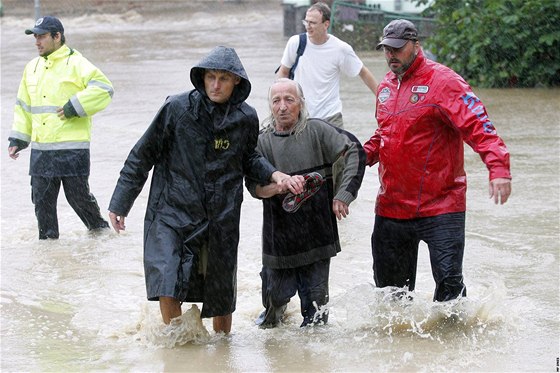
108, 46, 302, 333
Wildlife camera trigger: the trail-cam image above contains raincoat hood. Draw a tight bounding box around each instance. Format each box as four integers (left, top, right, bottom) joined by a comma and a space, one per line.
190, 46, 251, 105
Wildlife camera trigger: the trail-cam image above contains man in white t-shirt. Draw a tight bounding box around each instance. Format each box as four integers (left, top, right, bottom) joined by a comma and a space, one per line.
277, 1, 377, 127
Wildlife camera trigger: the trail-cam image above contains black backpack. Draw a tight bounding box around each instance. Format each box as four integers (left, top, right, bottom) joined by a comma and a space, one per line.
275, 33, 307, 80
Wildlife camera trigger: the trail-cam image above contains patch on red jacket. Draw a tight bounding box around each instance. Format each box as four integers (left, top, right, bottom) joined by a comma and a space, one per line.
411, 85, 429, 93
378, 87, 390, 103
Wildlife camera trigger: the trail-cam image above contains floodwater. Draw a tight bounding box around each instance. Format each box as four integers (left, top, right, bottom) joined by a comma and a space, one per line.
1, 5, 559, 373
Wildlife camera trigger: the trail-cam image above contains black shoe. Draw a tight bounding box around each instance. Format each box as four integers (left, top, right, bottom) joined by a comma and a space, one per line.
39, 229, 59, 240
39, 235, 59, 240
300, 308, 329, 327
255, 305, 287, 329
89, 220, 110, 230
88, 224, 111, 237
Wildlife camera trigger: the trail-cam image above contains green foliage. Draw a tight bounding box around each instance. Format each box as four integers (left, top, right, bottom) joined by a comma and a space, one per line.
417, 0, 560, 87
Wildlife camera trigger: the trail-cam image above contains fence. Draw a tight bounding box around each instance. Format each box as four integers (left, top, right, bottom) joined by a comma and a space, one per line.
330, 1, 435, 50
282, 0, 435, 51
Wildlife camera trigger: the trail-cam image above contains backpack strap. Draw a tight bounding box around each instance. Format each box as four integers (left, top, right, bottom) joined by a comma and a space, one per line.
288, 33, 307, 79
296, 32, 307, 57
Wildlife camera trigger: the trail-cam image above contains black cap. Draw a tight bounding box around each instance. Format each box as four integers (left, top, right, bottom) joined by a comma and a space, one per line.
25, 16, 64, 35
376, 19, 418, 50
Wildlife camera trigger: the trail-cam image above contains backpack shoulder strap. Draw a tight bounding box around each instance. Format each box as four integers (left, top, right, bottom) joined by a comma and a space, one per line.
296, 32, 307, 57
288, 33, 307, 79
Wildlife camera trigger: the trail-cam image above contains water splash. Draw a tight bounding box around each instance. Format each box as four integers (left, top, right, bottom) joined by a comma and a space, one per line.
135, 304, 211, 348
101, 304, 212, 348
330, 282, 513, 342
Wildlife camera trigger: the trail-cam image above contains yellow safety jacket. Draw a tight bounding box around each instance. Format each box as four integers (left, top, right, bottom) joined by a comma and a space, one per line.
9, 44, 113, 176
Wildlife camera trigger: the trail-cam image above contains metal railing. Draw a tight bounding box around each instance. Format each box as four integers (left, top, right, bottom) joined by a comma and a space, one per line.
329, 0, 435, 50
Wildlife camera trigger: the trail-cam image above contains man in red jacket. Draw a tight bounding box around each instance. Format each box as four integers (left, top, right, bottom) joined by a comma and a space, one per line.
363, 19, 512, 302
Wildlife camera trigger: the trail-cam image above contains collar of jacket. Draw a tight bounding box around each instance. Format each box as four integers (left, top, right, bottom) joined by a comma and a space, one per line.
42, 44, 75, 64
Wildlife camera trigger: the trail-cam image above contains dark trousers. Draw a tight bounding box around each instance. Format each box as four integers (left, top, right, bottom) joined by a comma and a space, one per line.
31, 175, 108, 239
260, 258, 330, 327
371, 212, 467, 302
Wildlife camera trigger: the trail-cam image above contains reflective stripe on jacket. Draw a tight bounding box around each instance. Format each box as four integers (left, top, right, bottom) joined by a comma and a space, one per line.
9, 44, 113, 176
363, 49, 511, 219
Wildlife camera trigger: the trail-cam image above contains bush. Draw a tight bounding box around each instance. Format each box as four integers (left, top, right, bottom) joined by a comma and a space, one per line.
418, 0, 560, 87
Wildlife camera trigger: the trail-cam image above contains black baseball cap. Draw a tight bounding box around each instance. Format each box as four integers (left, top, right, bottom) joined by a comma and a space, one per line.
25, 16, 64, 35
376, 19, 418, 50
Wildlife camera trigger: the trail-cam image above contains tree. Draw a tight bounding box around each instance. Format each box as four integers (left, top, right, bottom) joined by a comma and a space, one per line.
417, 0, 560, 87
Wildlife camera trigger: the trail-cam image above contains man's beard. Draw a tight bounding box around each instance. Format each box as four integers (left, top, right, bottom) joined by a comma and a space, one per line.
390, 53, 418, 75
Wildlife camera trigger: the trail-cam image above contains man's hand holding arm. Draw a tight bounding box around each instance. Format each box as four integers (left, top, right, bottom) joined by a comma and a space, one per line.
252, 171, 306, 199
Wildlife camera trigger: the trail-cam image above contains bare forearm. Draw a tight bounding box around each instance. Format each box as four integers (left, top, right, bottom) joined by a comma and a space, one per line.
276, 65, 290, 79
359, 66, 378, 94
256, 183, 284, 198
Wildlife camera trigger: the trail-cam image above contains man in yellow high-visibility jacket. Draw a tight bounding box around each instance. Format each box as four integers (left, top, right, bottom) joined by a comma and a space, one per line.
8, 16, 114, 240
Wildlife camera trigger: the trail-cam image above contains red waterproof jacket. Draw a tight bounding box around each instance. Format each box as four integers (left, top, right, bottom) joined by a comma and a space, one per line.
364, 49, 511, 219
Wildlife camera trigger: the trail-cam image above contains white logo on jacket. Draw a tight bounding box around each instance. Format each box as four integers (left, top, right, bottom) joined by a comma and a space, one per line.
378, 87, 390, 103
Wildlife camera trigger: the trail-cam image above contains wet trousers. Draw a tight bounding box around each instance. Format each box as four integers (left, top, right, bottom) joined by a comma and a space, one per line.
259, 258, 330, 327
371, 212, 467, 302
31, 175, 108, 239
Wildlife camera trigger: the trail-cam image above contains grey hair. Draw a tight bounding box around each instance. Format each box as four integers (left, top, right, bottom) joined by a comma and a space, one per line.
261, 78, 309, 137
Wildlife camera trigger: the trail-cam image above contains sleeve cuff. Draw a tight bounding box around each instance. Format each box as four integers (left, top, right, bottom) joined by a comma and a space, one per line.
334, 190, 355, 206
63, 101, 79, 118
